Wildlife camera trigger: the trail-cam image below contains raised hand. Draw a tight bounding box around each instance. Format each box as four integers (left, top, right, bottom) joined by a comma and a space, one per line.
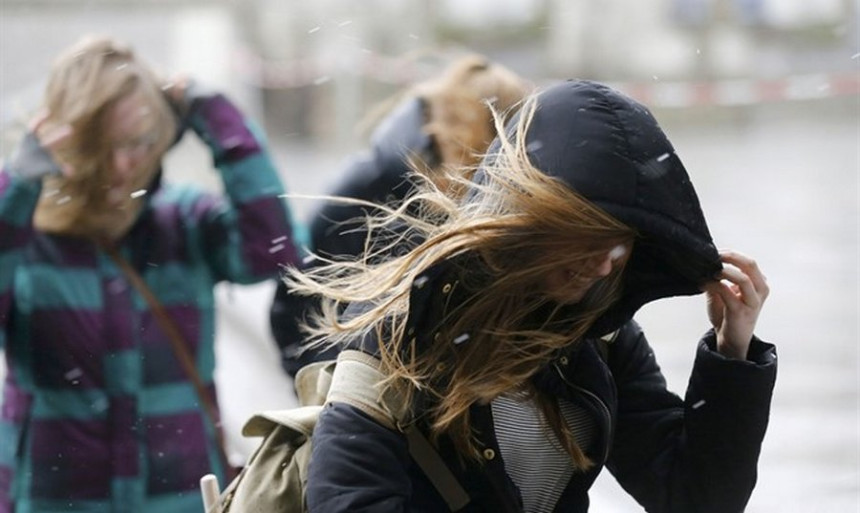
701, 250, 769, 360
6, 111, 76, 179
161, 75, 190, 115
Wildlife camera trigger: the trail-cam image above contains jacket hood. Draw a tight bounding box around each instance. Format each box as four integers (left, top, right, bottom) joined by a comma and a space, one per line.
370, 96, 437, 175
499, 80, 721, 335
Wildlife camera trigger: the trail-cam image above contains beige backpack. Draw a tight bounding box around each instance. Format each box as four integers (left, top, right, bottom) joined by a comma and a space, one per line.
200, 349, 470, 512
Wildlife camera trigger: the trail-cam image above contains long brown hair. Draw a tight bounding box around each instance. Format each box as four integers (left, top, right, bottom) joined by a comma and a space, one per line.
287, 94, 635, 468
33, 35, 177, 239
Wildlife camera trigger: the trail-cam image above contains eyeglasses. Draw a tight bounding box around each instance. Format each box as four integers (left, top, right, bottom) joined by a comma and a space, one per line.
110, 131, 159, 155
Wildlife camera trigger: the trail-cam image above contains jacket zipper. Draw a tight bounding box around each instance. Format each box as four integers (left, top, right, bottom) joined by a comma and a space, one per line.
552, 362, 613, 465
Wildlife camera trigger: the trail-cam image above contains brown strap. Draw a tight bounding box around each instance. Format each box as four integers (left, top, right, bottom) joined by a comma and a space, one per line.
405, 427, 471, 511
328, 351, 470, 510
103, 245, 235, 479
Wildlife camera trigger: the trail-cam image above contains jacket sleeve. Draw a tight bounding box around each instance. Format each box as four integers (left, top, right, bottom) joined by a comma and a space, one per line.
309, 153, 411, 262
269, 279, 341, 377
306, 401, 413, 512
606, 320, 777, 513
184, 91, 301, 283
0, 133, 56, 346
269, 280, 309, 375
269, 155, 383, 376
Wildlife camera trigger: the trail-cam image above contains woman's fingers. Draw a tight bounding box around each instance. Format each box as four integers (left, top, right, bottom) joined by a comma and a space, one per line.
702, 250, 770, 359
719, 250, 769, 302
162, 74, 190, 110
28, 109, 50, 132
702, 280, 728, 326
703, 280, 730, 306
718, 265, 761, 310
28, 113, 76, 177
41, 125, 76, 177
39, 124, 74, 151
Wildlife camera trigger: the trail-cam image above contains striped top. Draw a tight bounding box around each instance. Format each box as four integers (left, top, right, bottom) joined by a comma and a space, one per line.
0, 94, 299, 512
492, 393, 597, 513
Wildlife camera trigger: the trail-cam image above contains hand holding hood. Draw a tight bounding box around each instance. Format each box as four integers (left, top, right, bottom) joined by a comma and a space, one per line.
494, 80, 722, 334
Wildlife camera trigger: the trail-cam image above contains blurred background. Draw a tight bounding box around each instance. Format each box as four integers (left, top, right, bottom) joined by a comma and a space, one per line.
1, 1, 858, 511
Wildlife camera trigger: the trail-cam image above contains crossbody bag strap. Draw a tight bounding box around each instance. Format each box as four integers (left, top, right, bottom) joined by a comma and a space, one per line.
328, 350, 470, 511
403, 427, 471, 511
103, 245, 235, 479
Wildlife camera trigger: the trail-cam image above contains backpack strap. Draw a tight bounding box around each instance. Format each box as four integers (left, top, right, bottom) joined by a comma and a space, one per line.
326, 350, 407, 430
327, 350, 470, 511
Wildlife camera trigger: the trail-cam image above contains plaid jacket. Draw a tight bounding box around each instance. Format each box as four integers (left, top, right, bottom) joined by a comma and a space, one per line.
0, 94, 298, 512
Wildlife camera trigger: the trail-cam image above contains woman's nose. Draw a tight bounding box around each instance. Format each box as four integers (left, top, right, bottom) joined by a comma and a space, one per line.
112, 147, 143, 180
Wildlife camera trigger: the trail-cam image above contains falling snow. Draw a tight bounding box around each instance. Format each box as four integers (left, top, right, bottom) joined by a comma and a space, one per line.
526, 140, 543, 152
453, 333, 470, 345
608, 245, 627, 261
222, 135, 243, 149
64, 368, 83, 381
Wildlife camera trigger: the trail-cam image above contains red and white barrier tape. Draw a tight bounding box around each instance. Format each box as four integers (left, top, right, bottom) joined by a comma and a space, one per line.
233, 48, 859, 107
608, 73, 859, 107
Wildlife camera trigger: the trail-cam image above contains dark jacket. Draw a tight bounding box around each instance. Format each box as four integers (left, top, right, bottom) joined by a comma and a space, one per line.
270, 97, 434, 375
305, 80, 778, 512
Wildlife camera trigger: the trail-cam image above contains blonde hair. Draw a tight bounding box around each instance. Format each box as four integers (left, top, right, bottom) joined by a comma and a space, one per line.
288, 93, 635, 468
363, 54, 530, 194
415, 55, 529, 170
33, 35, 177, 239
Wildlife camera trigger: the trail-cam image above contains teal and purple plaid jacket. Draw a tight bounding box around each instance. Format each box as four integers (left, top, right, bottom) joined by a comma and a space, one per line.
0, 94, 298, 512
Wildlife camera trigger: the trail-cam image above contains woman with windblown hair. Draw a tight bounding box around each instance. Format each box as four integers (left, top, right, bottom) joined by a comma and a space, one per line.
291, 79, 777, 513
271, 54, 529, 376
0, 36, 299, 511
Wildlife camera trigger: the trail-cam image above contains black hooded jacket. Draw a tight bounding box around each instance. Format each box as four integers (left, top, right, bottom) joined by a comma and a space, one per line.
306, 81, 777, 512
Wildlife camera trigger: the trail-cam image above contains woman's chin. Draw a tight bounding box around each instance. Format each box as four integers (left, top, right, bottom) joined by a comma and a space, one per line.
105, 188, 146, 210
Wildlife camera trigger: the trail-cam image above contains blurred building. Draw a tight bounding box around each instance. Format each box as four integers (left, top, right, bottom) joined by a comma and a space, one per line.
240, 0, 857, 145
1, 0, 855, 154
